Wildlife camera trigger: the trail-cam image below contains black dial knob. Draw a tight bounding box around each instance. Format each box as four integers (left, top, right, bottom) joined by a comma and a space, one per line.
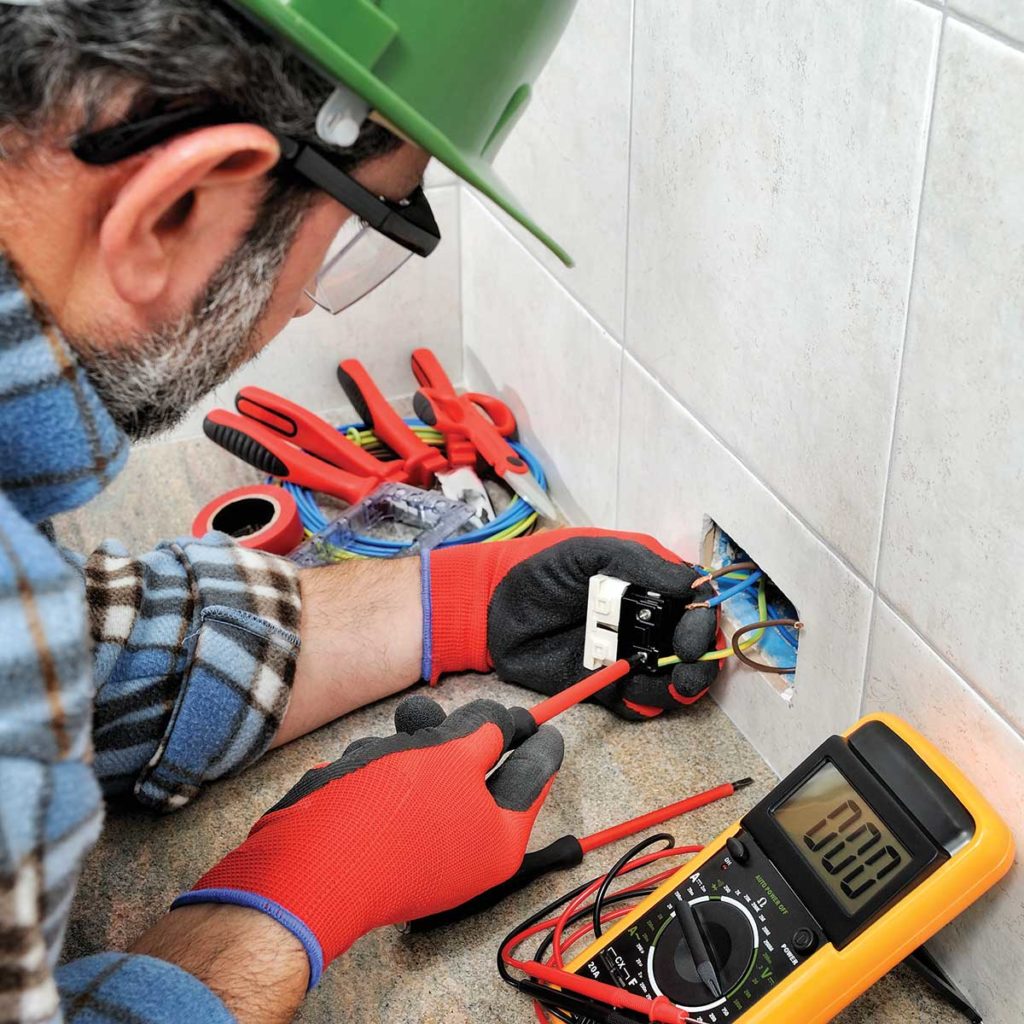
727, 836, 750, 864
650, 898, 757, 1008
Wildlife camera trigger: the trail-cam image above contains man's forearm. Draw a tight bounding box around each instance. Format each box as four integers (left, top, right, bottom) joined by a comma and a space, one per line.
132, 904, 310, 1024
272, 555, 423, 747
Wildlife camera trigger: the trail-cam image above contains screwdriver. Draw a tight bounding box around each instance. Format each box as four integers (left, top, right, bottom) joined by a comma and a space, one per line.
508, 657, 638, 742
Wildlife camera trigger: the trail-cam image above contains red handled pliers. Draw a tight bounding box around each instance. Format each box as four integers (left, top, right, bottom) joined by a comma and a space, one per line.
203, 387, 407, 505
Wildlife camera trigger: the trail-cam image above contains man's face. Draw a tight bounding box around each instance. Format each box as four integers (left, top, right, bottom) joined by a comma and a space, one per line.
0, 134, 431, 439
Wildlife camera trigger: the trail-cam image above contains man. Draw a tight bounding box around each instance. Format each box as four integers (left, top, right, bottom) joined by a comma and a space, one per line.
0, 3, 719, 1022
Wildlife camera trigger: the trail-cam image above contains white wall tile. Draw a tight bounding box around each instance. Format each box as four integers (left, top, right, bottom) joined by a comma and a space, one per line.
461, 195, 621, 526
155, 185, 462, 443
619, 356, 874, 776
423, 157, 456, 189
486, 0, 632, 336
952, 0, 1024, 44
863, 602, 1024, 1023
626, 0, 941, 575
878, 22, 1024, 731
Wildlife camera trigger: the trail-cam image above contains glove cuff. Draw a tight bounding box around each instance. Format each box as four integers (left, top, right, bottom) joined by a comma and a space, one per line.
423, 545, 499, 683
172, 888, 326, 989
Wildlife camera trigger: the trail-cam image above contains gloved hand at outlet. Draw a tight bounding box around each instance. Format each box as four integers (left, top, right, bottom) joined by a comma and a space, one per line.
423, 528, 719, 720
172, 697, 563, 986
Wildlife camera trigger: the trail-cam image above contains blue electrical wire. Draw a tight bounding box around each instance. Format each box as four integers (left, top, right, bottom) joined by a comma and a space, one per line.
707, 569, 763, 608
281, 418, 548, 556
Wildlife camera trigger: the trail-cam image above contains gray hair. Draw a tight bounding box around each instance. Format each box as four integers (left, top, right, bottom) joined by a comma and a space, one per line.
0, 0, 398, 166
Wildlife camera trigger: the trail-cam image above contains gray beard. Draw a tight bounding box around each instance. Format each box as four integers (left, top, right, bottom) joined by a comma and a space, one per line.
72, 183, 314, 441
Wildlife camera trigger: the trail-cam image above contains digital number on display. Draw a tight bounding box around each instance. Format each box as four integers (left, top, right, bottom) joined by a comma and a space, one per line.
772, 762, 911, 911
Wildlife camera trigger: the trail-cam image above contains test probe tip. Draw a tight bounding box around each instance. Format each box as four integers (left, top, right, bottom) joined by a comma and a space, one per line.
731, 777, 755, 790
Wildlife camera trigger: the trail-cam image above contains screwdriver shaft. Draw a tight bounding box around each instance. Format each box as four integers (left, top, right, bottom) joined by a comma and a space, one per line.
529, 659, 633, 727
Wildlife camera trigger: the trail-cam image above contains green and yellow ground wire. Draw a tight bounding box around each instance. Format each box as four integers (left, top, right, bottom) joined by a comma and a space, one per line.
659, 575, 800, 671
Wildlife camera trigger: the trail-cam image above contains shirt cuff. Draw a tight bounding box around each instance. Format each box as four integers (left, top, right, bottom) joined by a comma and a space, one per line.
133, 538, 301, 811
58, 953, 234, 1024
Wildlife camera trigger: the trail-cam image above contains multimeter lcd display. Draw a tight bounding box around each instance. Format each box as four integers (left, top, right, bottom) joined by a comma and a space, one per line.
772, 761, 911, 912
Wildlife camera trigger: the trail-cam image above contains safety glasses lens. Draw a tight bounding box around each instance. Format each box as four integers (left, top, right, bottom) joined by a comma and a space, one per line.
306, 217, 415, 315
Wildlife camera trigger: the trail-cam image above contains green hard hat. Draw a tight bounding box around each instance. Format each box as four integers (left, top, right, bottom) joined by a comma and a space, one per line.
227, 0, 576, 266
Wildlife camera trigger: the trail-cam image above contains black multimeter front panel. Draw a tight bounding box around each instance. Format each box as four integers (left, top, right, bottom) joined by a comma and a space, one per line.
576, 831, 825, 1020
574, 722, 974, 1021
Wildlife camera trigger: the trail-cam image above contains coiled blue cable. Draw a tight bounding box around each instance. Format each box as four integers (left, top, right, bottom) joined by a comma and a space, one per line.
281, 418, 548, 556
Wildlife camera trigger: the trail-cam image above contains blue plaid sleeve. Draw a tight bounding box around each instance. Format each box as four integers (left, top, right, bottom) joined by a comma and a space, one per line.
83, 535, 302, 811
2, 253, 255, 1021
58, 954, 234, 1023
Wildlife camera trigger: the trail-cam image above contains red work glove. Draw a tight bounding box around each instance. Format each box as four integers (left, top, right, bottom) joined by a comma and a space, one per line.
173, 697, 563, 986
423, 529, 719, 720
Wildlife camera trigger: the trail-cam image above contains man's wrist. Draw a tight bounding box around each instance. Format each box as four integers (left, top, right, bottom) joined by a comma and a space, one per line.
132, 903, 309, 1024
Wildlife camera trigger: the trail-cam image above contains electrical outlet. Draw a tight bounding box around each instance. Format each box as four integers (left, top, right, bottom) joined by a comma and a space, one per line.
701, 518, 801, 701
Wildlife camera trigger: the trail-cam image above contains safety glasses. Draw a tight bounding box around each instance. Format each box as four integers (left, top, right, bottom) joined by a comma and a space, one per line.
72, 105, 441, 314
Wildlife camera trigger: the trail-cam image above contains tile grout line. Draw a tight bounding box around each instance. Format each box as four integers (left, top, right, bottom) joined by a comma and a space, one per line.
613, 0, 640, 530
876, 595, 1024, 742
470, 189, 881, 591
459, 52, 1016, 737
912, 0, 1024, 52
627, 350, 876, 589
946, 5, 1024, 53
859, 12, 947, 717
463, 205, 626, 344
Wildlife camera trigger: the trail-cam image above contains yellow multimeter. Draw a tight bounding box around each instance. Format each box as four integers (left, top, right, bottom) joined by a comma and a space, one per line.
562, 714, 1014, 1023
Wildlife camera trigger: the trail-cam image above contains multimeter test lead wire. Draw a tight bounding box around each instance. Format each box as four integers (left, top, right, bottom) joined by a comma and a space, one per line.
499, 835, 711, 1024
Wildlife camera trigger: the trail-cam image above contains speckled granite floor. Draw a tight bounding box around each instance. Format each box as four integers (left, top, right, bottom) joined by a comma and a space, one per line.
55, 438, 960, 1024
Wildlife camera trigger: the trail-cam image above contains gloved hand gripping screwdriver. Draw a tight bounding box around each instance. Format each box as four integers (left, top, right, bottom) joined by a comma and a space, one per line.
409, 659, 753, 932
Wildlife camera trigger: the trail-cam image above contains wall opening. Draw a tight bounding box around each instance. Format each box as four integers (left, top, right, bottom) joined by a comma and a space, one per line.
701, 518, 802, 702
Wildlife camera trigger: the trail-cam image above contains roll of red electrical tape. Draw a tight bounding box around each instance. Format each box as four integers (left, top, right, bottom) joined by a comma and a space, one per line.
192, 485, 304, 556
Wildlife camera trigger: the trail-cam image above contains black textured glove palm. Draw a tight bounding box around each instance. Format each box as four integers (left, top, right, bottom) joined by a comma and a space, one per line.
486, 534, 717, 719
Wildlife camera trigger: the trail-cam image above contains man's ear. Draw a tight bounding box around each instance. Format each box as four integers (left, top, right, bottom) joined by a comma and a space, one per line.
99, 124, 281, 307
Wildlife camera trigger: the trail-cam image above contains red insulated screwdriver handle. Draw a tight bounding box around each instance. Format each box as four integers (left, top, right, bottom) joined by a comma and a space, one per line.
337, 359, 448, 487
204, 409, 378, 505
529, 659, 634, 727
235, 387, 403, 483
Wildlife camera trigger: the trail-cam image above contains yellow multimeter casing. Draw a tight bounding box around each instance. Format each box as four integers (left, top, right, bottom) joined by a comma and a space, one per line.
561, 713, 1014, 1023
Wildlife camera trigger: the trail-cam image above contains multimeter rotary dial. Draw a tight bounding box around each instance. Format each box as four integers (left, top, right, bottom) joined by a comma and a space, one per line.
588, 838, 822, 1018
649, 895, 759, 1010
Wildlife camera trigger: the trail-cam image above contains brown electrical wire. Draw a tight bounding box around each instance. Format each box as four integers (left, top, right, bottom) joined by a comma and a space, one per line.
731, 619, 803, 674
693, 562, 758, 588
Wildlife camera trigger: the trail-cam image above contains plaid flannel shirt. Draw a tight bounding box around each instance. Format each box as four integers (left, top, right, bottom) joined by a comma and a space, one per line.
0, 255, 303, 1024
